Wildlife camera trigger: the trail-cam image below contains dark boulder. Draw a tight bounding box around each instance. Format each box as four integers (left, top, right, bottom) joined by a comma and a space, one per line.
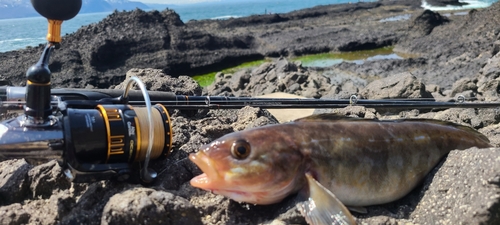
425, 0, 469, 7
408, 10, 449, 36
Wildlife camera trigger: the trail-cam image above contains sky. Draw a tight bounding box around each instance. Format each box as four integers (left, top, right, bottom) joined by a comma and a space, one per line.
135, 0, 219, 4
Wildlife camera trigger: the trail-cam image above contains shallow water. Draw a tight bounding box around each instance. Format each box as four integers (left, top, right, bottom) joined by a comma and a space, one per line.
421, 0, 495, 11
294, 47, 406, 68
379, 14, 412, 22
443, 11, 470, 16
192, 60, 269, 87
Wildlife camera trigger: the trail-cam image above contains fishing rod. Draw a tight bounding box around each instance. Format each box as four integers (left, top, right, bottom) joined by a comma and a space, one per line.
3, 74, 498, 185
2, 0, 499, 184
1, 86, 497, 110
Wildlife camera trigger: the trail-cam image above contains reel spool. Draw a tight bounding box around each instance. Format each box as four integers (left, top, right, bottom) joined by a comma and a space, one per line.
62, 76, 173, 183
64, 104, 173, 165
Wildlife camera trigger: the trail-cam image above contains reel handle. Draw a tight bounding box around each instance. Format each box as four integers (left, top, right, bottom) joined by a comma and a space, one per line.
31, 0, 82, 21
31, 0, 82, 43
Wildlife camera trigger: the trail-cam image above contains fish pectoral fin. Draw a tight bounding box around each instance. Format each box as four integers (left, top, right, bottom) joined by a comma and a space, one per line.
347, 206, 367, 214
296, 173, 356, 225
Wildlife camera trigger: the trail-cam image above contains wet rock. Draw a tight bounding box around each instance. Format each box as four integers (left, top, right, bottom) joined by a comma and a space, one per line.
360, 72, 433, 99
101, 188, 201, 225
0, 159, 31, 205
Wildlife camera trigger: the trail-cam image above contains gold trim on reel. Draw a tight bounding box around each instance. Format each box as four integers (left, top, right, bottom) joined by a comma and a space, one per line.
133, 104, 173, 162
96, 104, 173, 164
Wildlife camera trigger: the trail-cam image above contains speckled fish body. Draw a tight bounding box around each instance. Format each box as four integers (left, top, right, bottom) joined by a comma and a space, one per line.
287, 115, 491, 206
189, 114, 491, 224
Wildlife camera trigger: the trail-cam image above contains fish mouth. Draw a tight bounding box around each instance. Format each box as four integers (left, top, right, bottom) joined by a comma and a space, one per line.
189, 151, 285, 204
189, 152, 257, 202
189, 151, 223, 190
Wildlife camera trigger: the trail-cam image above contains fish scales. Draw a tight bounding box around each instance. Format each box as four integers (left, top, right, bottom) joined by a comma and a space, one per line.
189, 114, 491, 225
283, 119, 490, 206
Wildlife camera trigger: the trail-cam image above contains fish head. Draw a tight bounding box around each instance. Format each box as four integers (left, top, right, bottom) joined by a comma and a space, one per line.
189, 127, 305, 205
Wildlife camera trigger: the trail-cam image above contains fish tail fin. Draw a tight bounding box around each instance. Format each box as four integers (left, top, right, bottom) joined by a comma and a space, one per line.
296, 173, 356, 225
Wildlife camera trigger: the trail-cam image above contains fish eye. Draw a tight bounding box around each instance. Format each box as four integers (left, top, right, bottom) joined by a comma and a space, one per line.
231, 140, 251, 160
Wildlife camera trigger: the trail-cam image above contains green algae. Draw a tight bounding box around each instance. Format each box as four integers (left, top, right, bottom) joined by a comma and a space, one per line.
193, 60, 268, 87
193, 47, 409, 87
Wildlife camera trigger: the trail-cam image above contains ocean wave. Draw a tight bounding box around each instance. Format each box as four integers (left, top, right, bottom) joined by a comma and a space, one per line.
0, 37, 45, 53
0, 37, 45, 43
210, 15, 242, 20
422, 0, 493, 11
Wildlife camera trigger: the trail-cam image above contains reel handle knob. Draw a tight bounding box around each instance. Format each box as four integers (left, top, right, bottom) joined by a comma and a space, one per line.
30, 0, 82, 43
30, 0, 82, 21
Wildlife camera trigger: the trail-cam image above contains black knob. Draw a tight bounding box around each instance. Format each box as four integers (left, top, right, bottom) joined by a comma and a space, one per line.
31, 0, 82, 21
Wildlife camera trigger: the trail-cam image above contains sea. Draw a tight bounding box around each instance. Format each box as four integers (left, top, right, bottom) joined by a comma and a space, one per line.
0, 0, 497, 53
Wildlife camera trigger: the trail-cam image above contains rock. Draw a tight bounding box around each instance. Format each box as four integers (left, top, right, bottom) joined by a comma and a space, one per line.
1, 1, 500, 224
0, 0, 421, 88
477, 52, 500, 99
408, 10, 449, 36
206, 58, 332, 98
0, 8, 261, 88
28, 160, 71, 199
101, 188, 201, 225
229, 70, 251, 91
1, 191, 76, 225
450, 78, 478, 97
0, 159, 31, 205
425, 0, 469, 7
231, 106, 279, 131
408, 148, 500, 224
0, 203, 30, 225
314, 106, 378, 118
114, 68, 202, 96
1, 72, 500, 224
429, 108, 500, 129
478, 79, 500, 101
360, 72, 433, 99
480, 124, 500, 147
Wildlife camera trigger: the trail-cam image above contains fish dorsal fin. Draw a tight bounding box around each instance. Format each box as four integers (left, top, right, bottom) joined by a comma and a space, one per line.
294, 114, 490, 144
294, 113, 370, 122
398, 118, 490, 144
296, 173, 356, 225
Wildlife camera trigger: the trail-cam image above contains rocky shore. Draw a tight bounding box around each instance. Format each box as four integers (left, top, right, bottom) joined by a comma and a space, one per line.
1, 0, 500, 224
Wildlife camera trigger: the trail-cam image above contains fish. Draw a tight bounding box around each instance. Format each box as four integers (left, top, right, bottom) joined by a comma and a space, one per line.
189, 114, 491, 225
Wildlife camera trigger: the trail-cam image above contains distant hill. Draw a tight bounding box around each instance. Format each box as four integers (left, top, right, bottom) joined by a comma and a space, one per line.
0, 0, 150, 19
